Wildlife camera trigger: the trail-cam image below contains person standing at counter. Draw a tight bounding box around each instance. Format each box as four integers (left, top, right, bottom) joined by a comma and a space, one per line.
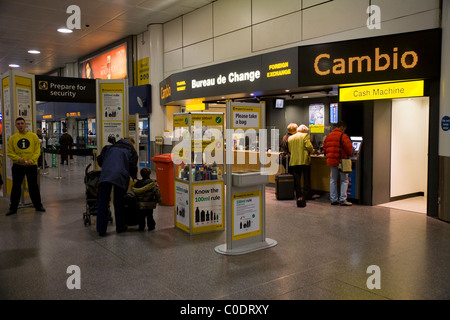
288, 124, 314, 207
280, 123, 298, 174
323, 121, 353, 206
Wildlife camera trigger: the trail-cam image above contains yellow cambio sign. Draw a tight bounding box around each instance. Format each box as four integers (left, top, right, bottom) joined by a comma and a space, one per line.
339, 80, 424, 102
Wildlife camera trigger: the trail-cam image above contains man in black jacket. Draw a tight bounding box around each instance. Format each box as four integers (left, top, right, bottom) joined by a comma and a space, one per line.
96, 137, 138, 236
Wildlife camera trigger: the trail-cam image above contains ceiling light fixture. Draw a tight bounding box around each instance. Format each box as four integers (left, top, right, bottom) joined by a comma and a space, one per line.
28, 50, 41, 54
57, 28, 73, 33
9, 64, 20, 68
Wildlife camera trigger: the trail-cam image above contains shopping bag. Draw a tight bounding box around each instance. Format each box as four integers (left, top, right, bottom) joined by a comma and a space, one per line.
339, 158, 352, 173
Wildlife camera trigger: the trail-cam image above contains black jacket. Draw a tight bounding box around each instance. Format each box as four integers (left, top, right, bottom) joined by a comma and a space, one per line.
97, 139, 138, 190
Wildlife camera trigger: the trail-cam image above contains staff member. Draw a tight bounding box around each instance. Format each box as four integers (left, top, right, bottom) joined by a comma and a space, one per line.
6, 117, 45, 216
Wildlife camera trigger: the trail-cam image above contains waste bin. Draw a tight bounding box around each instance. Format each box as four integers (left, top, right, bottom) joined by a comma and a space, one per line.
150, 153, 174, 206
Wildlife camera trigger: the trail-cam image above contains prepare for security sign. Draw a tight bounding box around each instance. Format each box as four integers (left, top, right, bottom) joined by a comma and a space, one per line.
339, 80, 424, 102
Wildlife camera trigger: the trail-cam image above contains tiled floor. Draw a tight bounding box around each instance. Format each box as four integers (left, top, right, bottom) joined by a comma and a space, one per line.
378, 196, 427, 214
0, 159, 449, 300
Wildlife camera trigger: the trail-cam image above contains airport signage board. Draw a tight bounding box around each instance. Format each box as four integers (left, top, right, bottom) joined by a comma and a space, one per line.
298, 29, 441, 86
339, 80, 424, 102
160, 48, 298, 104
160, 29, 440, 104
35, 75, 96, 103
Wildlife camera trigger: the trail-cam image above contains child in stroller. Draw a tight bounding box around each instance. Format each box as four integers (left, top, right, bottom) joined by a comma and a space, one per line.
131, 167, 161, 231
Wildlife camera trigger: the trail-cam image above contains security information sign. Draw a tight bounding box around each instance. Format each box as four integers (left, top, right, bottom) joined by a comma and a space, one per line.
231, 105, 261, 130
175, 180, 190, 233
232, 190, 261, 241
97, 80, 127, 149
35, 75, 96, 103
192, 182, 224, 234
339, 80, 424, 102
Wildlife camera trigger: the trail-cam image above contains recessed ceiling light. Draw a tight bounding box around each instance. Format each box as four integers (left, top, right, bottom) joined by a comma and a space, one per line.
28, 50, 41, 54
57, 28, 73, 33
9, 64, 20, 68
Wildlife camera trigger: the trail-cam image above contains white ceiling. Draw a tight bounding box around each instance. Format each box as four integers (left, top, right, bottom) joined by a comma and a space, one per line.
0, 0, 213, 75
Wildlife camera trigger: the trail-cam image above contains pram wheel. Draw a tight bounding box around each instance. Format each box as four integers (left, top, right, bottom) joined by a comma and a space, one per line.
83, 212, 91, 226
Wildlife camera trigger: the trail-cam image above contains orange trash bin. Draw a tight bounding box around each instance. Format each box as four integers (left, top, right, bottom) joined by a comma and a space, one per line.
150, 153, 174, 206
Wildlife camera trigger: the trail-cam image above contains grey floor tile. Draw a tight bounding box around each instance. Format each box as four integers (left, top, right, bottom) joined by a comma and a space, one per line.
0, 160, 449, 302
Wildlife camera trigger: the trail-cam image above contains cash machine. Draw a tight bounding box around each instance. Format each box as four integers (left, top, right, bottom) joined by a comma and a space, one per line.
348, 136, 363, 202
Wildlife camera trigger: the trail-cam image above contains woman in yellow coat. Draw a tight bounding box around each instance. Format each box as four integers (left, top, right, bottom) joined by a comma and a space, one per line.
288, 124, 314, 206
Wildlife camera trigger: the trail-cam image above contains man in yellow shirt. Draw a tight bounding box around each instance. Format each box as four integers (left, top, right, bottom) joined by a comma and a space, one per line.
6, 117, 45, 216
288, 124, 314, 207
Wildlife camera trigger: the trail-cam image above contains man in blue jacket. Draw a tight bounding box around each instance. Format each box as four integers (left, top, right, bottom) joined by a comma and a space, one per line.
96, 137, 138, 236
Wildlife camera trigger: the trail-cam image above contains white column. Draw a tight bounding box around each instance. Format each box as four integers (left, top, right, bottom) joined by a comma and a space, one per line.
439, 0, 450, 221
64, 62, 78, 77
148, 24, 165, 142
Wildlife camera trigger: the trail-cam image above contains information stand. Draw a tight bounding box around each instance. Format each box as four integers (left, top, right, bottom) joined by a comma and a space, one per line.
215, 101, 277, 255
96, 79, 129, 152
1, 71, 36, 202
172, 112, 225, 235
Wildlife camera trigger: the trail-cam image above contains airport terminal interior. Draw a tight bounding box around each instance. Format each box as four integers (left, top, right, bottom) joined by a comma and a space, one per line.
0, 157, 448, 300
1, 0, 450, 304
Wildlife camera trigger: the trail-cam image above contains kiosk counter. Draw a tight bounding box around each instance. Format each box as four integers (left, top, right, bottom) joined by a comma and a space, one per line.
231, 150, 331, 192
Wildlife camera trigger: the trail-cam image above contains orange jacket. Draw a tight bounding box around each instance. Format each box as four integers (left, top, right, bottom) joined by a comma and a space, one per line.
323, 128, 353, 167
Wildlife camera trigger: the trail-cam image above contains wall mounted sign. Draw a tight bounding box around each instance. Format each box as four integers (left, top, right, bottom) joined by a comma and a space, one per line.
442, 116, 450, 132
299, 29, 441, 86
160, 48, 299, 104
339, 80, 424, 102
309, 103, 325, 133
80, 43, 127, 80
160, 29, 440, 104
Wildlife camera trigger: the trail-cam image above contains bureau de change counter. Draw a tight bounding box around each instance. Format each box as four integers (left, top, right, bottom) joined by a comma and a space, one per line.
231, 150, 330, 192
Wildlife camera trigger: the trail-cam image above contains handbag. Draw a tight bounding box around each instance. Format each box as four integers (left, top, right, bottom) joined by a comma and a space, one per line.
338, 133, 353, 173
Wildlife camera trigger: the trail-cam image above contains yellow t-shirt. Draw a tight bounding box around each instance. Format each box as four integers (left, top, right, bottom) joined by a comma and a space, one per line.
7, 131, 41, 165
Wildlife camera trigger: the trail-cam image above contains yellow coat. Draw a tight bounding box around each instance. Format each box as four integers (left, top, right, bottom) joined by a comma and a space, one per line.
288, 132, 313, 166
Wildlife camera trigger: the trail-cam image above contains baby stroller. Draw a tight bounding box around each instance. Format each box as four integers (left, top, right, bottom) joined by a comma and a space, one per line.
83, 164, 112, 226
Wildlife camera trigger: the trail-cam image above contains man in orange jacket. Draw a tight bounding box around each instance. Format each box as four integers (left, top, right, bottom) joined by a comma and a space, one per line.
323, 121, 354, 206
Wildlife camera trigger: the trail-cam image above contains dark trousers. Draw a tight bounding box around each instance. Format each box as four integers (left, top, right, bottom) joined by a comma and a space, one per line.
10, 164, 43, 211
97, 182, 126, 234
138, 209, 155, 230
291, 165, 311, 199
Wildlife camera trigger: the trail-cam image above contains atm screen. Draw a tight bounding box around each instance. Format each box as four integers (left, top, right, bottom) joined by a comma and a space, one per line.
352, 142, 361, 152
350, 136, 363, 153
